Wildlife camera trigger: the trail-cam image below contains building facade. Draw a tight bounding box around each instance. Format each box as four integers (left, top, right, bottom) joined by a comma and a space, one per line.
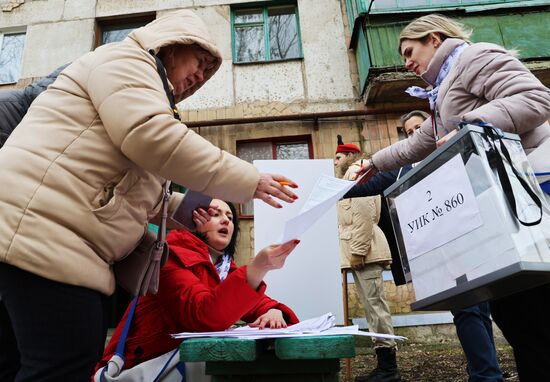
0, 0, 422, 317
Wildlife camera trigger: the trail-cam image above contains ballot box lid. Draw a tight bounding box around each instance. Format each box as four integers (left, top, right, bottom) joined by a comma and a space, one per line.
383, 124, 520, 198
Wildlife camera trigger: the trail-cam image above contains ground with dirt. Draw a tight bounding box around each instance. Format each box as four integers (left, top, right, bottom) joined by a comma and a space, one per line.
342, 342, 518, 382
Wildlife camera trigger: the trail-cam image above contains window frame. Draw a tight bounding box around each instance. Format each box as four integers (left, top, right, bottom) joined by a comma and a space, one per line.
236, 134, 313, 218
95, 13, 156, 48
231, 1, 304, 64
0, 28, 26, 85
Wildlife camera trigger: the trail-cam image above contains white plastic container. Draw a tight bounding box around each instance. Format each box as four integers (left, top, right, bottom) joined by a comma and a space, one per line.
384, 125, 550, 310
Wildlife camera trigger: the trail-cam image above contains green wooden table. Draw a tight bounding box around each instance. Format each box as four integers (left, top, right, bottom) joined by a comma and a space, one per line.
180, 335, 356, 382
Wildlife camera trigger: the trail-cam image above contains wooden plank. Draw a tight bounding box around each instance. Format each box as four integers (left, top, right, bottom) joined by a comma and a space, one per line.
180, 338, 259, 362
275, 335, 355, 360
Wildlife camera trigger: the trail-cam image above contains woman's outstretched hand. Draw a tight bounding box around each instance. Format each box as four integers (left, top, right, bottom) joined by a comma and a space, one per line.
246, 239, 300, 289
353, 160, 377, 184
249, 309, 287, 329
436, 129, 458, 148
254, 173, 298, 209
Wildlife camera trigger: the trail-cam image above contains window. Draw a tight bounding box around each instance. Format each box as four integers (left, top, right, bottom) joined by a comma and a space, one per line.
236, 135, 312, 216
0, 32, 25, 84
232, 3, 302, 63
95, 14, 155, 47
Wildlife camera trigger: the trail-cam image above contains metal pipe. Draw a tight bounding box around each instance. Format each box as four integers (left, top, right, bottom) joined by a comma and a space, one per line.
184, 105, 420, 127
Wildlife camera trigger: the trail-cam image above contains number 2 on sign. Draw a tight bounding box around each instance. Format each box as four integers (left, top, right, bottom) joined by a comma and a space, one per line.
426, 190, 432, 202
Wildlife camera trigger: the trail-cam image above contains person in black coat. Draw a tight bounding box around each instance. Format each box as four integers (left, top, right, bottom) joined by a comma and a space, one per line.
343, 110, 428, 285
0, 64, 67, 148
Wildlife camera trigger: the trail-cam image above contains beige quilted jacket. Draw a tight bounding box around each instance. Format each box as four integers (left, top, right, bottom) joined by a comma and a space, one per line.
338, 161, 391, 269
0, 10, 259, 295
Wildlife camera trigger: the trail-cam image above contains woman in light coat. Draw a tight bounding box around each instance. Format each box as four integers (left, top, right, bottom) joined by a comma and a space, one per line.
358, 14, 550, 382
0, 10, 296, 381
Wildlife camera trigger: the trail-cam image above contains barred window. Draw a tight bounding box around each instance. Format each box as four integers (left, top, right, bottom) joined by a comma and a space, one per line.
236, 136, 312, 217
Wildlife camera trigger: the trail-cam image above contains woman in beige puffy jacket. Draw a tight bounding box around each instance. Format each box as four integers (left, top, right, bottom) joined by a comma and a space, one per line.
358, 14, 550, 382
0, 10, 297, 381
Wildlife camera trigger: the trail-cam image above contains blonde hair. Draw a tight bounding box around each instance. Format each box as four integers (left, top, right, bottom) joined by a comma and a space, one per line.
398, 14, 472, 55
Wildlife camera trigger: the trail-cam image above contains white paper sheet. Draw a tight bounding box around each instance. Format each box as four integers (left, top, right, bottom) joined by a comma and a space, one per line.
171, 312, 407, 341
254, 159, 345, 324
281, 173, 367, 242
394, 154, 483, 260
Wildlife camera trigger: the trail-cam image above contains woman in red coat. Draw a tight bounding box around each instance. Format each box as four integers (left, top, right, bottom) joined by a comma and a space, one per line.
96, 199, 300, 371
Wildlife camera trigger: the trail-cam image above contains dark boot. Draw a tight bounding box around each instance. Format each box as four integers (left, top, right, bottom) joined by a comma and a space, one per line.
355, 347, 402, 382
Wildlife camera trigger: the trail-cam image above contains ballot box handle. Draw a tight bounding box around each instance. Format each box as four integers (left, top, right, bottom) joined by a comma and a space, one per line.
478, 123, 543, 227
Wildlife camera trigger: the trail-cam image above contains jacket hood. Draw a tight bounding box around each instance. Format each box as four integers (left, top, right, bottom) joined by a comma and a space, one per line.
128, 10, 222, 101
167, 230, 235, 270
167, 229, 211, 266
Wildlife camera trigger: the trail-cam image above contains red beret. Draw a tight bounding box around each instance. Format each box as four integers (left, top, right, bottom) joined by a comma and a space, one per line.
336, 143, 361, 154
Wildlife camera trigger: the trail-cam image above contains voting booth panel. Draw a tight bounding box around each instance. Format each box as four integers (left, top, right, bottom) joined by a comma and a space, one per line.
253, 159, 344, 324
384, 125, 550, 311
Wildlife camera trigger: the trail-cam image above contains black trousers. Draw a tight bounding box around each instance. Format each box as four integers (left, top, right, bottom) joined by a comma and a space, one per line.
490, 283, 550, 382
0, 262, 107, 382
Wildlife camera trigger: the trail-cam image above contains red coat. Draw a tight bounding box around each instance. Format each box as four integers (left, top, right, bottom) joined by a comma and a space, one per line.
96, 230, 299, 371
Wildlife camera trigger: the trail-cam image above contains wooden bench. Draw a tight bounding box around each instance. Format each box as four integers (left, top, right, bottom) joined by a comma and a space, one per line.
180, 335, 356, 381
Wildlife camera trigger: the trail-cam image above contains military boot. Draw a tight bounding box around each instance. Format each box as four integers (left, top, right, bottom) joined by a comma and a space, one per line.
355, 347, 402, 382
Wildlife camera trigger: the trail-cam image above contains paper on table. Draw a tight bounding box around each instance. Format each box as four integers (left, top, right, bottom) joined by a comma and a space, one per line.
171, 312, 407, 341
281, 172, 366, 242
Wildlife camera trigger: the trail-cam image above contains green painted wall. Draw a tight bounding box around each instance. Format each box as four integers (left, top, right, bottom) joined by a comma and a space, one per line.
351, 9, 550, 88
355, 0, 546, 14
366, 12, 550, 68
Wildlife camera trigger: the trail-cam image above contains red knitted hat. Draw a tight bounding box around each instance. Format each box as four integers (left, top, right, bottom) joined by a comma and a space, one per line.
336, 143, 361, 154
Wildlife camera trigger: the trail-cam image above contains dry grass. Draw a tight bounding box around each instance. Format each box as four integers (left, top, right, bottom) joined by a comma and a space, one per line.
341, 342, 518, 382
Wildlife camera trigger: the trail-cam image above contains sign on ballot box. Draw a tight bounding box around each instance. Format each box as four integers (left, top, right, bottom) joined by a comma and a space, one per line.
394, 154, 483, 260
384, 125, 550, 311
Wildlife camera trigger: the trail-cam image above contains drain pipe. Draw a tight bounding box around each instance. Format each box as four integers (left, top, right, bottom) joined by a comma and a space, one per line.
184, 105, 421, 128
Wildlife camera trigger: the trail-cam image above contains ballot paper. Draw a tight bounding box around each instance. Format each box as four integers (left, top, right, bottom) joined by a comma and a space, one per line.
171, 312, 407, 341
280, 172, 368, 242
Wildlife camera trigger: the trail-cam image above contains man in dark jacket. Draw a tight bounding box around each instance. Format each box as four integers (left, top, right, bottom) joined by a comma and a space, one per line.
0, 64, 67, 147
343, 110, 428, 285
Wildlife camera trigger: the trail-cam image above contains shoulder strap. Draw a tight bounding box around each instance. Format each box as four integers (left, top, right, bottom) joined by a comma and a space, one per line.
147, 51, 177, 242
104, 53, 181, 377
149, 50, 181, 121
157, 181, 171, 244
114, 296, 139, 360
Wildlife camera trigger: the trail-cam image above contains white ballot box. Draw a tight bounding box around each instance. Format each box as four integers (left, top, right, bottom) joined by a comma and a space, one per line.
384, 124, 550, 311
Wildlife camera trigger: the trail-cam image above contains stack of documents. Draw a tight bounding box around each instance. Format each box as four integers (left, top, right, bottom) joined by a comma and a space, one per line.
171, 313, 406, 341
